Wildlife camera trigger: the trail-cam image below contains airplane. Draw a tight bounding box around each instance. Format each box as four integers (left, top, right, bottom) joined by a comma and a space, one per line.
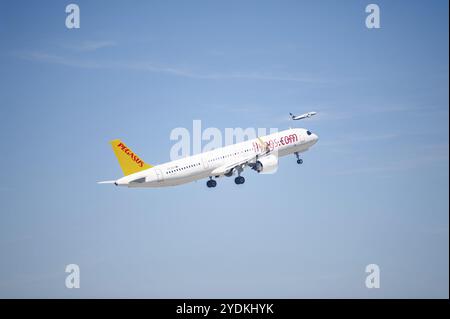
98, 125, 319, 188
290, 111, 317, 120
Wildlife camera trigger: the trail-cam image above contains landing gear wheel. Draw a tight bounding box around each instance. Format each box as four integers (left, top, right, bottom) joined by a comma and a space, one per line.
207, 180, 217, 188
234, 176, 245, 185
295, 152, 303, 165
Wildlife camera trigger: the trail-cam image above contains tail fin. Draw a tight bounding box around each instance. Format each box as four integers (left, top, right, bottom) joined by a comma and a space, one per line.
110, 139, 153, 176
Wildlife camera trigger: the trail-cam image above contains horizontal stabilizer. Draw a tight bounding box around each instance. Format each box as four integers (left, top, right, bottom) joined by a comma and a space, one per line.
97, 180, 116, 184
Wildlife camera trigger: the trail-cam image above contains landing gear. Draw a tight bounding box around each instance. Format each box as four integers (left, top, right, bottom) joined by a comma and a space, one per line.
206, 178, 217, 188
253, 160, 263, 173
295, 152, 303, 165
233, 165, 246, 185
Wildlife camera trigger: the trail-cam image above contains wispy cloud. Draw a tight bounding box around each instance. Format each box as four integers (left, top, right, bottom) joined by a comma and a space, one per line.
16, 51, 105, 68
331, 142, 449, 176
320, 133, 402, 147
317, 103, 448, 122
63, 40, 117, 52
14, 50, 323, 83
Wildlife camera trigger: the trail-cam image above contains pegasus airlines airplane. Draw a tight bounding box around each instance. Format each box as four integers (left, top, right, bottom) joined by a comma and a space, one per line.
99, 123, 318, 188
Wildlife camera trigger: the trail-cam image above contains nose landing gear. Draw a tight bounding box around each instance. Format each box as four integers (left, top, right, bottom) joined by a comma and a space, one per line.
295, 152, 303, 165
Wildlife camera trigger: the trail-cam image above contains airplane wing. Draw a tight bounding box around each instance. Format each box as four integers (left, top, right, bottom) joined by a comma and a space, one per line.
210, 137, 271, 176
210, 155, 255, 176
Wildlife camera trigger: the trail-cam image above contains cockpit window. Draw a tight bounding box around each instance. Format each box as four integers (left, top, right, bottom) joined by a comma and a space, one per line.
307, 130, 312, 136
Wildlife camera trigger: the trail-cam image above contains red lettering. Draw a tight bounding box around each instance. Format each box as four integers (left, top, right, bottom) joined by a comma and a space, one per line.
117, 143, 145, 166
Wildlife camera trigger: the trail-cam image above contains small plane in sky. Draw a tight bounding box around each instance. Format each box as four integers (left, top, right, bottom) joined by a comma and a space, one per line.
99, 114, 319, 188
290, 111, 317, 120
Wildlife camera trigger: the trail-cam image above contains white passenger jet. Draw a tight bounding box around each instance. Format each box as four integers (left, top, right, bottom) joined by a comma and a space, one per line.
290, 111, 317, 120
98, 118, 319, 188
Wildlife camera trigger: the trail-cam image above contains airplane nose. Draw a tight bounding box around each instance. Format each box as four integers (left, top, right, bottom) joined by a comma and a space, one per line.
312, 133, 319, 144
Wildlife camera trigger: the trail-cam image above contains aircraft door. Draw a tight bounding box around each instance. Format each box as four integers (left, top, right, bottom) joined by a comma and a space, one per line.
202, 155, 209, 170
296, 131, 305, 146
155, 169, 164, 182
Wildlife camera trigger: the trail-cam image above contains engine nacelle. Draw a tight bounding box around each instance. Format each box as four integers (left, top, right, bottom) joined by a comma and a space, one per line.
254, 154, 278, 174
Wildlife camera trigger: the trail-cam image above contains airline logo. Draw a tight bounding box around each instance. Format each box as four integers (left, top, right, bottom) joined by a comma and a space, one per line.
252, 133, 298, 152
116, 142, 145, 167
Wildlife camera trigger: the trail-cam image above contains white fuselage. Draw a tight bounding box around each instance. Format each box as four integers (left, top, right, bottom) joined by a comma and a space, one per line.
115, 128, 318, 187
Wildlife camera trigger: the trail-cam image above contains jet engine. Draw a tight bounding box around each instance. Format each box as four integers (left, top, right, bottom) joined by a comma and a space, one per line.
253, 154, 278, 174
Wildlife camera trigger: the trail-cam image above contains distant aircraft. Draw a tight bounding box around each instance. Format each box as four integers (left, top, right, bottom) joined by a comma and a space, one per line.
98, 120, 319, 188
290, 111, 317, 120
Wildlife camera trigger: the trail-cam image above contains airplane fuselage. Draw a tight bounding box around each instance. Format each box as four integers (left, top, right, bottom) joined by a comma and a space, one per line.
114, 128, 318, 188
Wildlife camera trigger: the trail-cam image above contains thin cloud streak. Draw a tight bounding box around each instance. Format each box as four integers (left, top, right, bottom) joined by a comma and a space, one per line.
331, 144, 449, 176
318, 103, 448, 122
14, 51, 324, 83
63, 40, 117, 52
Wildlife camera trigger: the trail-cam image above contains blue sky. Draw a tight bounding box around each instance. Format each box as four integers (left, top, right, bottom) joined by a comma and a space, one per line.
0, 0, 448, 298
